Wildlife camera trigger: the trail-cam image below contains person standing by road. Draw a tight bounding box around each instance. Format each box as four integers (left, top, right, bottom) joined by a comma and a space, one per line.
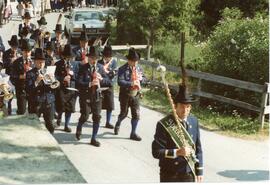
152, 85, 203, 182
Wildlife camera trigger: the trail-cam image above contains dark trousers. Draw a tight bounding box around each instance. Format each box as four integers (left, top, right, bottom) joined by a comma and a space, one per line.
36, 102, 55, 133
117, 96, 140, 124
160, 172, 195, 182
78, 95, 102, 124
15, 87, 27, 115
28, 95, 37, 114
0, 2, 4, 25
8, 98, 12, 115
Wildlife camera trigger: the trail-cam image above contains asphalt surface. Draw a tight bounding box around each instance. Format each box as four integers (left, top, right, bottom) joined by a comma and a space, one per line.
0, 9, 269, 183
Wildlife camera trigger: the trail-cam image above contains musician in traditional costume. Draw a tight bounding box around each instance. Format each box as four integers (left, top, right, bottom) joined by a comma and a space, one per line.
25, 48, 56, 133
75, 46, 112, 147
73, 25, 88, 65
18, 26, 36, 49
11, 39, 33, 115
31, 16, 49, 49
114, 48, 146, 141
54, 44, 76, 132
18, 12, 36, 38
44, 41, 55, 66
2, 35, 20, 115
51, 14, 65, 60
98, 45, 117, 129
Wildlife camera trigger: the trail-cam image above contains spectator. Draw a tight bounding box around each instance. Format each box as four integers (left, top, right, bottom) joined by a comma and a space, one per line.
0, 36, 5, 54
3, 0, 12, 24
25, 1, 34, 17
0, 0, 5, 27
17, 1, 25, 17
44, 0, 51, 13
31, 0, 40, 17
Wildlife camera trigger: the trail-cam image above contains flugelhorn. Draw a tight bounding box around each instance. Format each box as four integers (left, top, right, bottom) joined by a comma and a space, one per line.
39, 68, 60, 89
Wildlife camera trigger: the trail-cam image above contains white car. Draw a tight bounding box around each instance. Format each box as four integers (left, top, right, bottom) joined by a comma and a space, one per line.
64, 8, 109, 42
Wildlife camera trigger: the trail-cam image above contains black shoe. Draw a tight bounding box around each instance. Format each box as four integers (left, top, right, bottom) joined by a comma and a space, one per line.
64, 127, 72, 133
56, 119, 61, 127
105, 123, 114, 129
114, 126, 119, 135
130, 134, 142, 141
90, 139, 100, 147
76, 131, 81, 140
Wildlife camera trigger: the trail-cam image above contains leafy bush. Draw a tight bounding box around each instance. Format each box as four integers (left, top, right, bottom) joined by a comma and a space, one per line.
203, 8, 269, 84
201, 8, 269, 110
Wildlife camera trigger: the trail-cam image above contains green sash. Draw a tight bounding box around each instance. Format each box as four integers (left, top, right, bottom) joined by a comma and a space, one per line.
160, 115, 196, 177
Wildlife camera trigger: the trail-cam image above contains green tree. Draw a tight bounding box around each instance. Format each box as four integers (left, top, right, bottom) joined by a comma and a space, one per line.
194, 0, 269, 38
115, 0, 200, 49
160, 0, 200, 39
130, 0, 163, 53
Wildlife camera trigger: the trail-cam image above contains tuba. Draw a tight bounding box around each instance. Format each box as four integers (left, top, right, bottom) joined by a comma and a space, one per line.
0, 76, 14, 101
39, 68, 60, 89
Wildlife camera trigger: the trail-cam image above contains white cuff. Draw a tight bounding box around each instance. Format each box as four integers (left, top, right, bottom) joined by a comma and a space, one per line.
165, 149, 177, 159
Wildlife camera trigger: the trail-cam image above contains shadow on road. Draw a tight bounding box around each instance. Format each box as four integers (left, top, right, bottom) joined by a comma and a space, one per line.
53, 131, 130, 145
217, 170, 269, 181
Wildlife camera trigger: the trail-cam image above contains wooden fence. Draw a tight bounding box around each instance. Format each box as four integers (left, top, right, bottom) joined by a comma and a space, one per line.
115, 53, 269, 128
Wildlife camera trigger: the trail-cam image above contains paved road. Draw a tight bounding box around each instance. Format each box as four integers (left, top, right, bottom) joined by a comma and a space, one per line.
1, 12, 269, 183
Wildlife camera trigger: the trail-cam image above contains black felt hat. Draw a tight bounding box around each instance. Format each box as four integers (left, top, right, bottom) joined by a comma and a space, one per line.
45, 41, 55, 51
102, 45, 112, 57
174, 85, 197, 104
54, 24, 63, 32
79, 24, 88, 41
37, 16, 47, 25
126, 47, 140, 61
86, 46, 99, 57
62, 44, 74, 57
22, 12, 32, 19
79, 31, 88, 41
8, 35, 19, 47
20, 39, 32, 51
34, 48, 46, 60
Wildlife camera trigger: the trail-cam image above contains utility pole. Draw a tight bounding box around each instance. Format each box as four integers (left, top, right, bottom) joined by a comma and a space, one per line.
180, 32, 187, 87
41, 0, 44, 16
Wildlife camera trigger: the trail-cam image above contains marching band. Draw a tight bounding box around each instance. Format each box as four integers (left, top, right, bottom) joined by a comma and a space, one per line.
0, 12, 145, 147
0, 5, 204, 183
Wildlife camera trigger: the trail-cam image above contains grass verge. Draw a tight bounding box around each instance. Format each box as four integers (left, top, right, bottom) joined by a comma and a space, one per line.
140, 88, 269, 141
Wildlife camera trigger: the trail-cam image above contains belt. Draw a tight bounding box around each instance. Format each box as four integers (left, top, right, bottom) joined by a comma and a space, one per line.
161, 171, 193, 178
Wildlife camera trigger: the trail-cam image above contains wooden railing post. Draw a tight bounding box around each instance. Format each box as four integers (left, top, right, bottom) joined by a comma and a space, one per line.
259, 83, 270, 129
196, 78, 202, 102
147, 45, 152, 60
151, 58, 155, 81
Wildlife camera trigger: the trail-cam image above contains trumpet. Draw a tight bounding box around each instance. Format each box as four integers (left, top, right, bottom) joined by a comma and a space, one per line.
39, 68, 60, 89
0, 83, 13, 101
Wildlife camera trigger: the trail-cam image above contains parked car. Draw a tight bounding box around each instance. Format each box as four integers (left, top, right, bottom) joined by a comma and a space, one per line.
64, 8, 109, 43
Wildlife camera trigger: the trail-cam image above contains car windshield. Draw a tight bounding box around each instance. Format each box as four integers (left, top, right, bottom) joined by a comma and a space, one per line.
74, 11, 103, 21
